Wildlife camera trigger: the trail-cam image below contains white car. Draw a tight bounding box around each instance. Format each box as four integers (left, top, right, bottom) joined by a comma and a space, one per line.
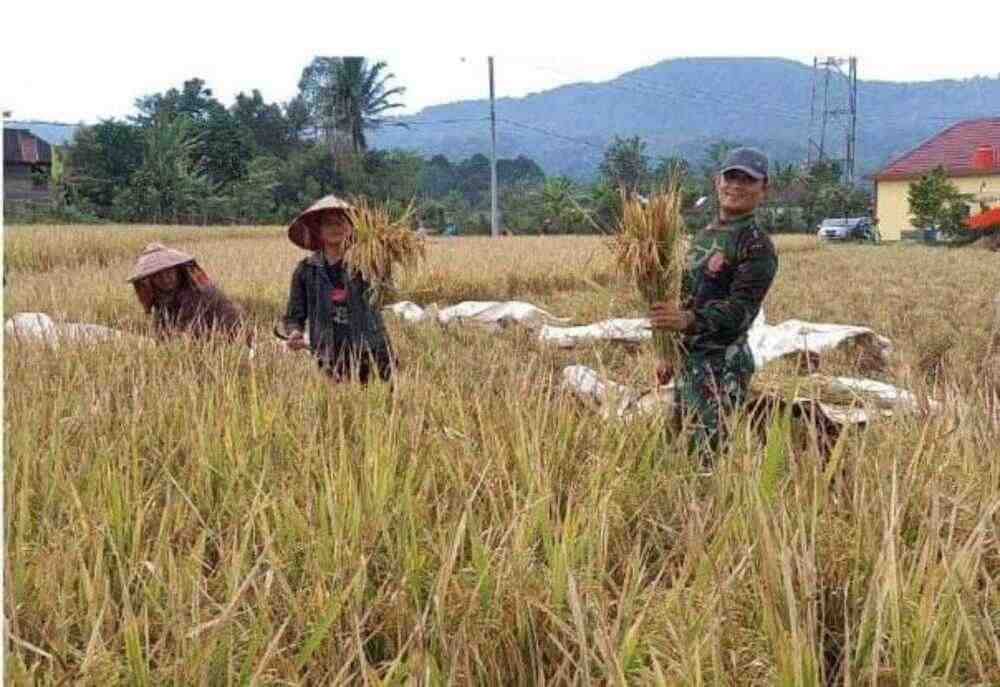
817, 217, 875, 241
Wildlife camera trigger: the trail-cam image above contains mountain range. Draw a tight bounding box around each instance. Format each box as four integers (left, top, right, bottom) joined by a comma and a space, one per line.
373, 57, 1000, 180
9, 58, 999, 181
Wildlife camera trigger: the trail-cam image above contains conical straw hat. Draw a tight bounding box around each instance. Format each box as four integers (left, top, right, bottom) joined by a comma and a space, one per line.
127, 243, 196, 283
287, 195, 355, 250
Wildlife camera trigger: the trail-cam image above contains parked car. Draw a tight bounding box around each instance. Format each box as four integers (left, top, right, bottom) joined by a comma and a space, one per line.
817, 217, 877, 241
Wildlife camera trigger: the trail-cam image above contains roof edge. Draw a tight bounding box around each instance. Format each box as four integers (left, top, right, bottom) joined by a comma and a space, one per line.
872, 119, 973, 178
874, 167, 1000, 182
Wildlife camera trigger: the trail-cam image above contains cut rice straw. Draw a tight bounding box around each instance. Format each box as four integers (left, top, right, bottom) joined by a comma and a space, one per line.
607, 177, 687, 373
344, 197, 427, 307
752, 372, 908, 409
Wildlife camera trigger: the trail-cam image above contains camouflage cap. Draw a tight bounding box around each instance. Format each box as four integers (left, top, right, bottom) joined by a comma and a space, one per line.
287, 195, 355, 250
720, 147, 769, 181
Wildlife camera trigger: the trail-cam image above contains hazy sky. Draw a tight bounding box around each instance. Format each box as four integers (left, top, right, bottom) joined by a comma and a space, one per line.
3, 0, 998, 123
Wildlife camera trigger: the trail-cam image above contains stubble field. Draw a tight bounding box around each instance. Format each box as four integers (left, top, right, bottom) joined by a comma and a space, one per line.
4, 225, 1000, 685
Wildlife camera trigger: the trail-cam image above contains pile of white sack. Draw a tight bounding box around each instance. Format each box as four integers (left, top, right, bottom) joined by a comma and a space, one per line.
381, 300, 935, 427
558, 365, 935, 426
383, 300, 892, 370
6, 301, 932, 428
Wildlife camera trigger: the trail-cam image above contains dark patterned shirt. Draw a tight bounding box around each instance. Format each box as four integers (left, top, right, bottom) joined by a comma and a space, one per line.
284, 251, 393, 379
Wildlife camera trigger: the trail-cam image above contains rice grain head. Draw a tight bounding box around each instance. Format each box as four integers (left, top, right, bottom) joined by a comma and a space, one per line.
607, 177, 688, 368
344, 197, 427, 306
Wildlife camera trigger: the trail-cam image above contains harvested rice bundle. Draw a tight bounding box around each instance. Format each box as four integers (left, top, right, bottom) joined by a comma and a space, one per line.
607, 177, 687, 374
344, 198, 427, 306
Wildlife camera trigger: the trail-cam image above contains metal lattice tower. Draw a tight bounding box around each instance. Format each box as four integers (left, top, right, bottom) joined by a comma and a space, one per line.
806, 56, 858, 183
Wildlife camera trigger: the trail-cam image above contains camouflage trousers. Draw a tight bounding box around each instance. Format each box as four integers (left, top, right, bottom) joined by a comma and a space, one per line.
674, 342, 755, 462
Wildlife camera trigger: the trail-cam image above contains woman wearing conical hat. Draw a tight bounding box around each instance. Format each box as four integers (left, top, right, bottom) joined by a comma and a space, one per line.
281, 195, 394, 384
128, 243, 246, 343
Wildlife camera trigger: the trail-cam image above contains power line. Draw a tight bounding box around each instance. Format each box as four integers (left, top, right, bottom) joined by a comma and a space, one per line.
614, 72, 810, 122
496, 117, 605, 150
390, 117, 488, 127
525, 61, 994, 131
384, 69, 993, 174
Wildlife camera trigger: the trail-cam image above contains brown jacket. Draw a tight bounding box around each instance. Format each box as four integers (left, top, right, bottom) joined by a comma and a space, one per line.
153, 284, 248, 344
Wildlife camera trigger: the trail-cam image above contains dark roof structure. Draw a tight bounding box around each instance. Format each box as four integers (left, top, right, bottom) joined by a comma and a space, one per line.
3, 128, 53, 165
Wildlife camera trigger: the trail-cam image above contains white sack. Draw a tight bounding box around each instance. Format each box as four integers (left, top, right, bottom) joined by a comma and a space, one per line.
748, 312, 893, 369
4, 312, 138, 347
385, 301, 436, 323
385, 300, 569, 328
560, 364, 885, 426
437, 301, 570, 328
542, 307, 892, 371
539, 319, 650, 348
560, 364, 674, 421
827, 376, 940, 412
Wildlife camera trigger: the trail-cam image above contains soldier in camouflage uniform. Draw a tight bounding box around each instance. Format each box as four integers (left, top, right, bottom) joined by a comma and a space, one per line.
650, 148, 778, 461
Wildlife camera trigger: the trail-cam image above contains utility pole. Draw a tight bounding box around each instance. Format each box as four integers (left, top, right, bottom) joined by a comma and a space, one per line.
846, 56, 858, 185
807, 58, 818, 165
488, 56, 499, 238
819, 64, 831, 161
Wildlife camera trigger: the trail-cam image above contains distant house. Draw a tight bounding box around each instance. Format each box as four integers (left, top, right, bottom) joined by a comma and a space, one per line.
3, 127, 53, 203
873, 117, 1000, 241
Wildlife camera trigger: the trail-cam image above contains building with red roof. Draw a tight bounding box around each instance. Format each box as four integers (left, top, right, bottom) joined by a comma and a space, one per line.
873, 117, 1000, 240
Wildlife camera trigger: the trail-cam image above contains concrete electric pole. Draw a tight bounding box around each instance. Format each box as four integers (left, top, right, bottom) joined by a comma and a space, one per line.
488, 57, 499, 238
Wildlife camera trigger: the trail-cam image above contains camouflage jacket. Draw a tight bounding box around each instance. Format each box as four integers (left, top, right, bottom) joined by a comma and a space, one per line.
283, 251, 393, 365
680, 213, 778, 355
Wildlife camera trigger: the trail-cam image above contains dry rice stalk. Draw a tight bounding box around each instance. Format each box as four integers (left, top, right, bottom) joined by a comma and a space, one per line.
752, 373, 861, 408
752, 372, 919, 409
344, 197, 427, 306
607, 177, 687, 373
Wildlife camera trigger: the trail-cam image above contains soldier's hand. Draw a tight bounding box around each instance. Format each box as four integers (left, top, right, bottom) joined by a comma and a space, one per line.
649, 302, 695, 332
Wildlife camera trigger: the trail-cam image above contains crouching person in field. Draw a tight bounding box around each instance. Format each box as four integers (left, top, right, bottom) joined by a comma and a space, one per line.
129, 243, 249, 344
282, 195, 395, 384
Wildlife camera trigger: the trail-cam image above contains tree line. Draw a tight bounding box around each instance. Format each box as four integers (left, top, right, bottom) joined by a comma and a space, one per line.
28, 56, 872, 233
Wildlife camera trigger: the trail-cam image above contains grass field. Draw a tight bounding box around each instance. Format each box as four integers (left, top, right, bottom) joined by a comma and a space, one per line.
4, 225, 1000, 685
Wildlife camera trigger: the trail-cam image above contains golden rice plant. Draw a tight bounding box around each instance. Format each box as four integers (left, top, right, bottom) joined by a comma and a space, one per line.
7, 227, 1000, 683
344, 197, 427, 306
608, 178, 687, 375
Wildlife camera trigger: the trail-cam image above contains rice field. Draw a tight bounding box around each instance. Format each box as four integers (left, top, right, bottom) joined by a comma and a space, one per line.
4, 225, 1000, 685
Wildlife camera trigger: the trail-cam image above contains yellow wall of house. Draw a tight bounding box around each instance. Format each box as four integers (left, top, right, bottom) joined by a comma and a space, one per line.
876, 173, 1000, 240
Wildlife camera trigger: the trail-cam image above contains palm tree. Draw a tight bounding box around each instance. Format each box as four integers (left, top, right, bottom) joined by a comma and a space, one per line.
538, 177, 586, 234
332, 58, 406, 154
